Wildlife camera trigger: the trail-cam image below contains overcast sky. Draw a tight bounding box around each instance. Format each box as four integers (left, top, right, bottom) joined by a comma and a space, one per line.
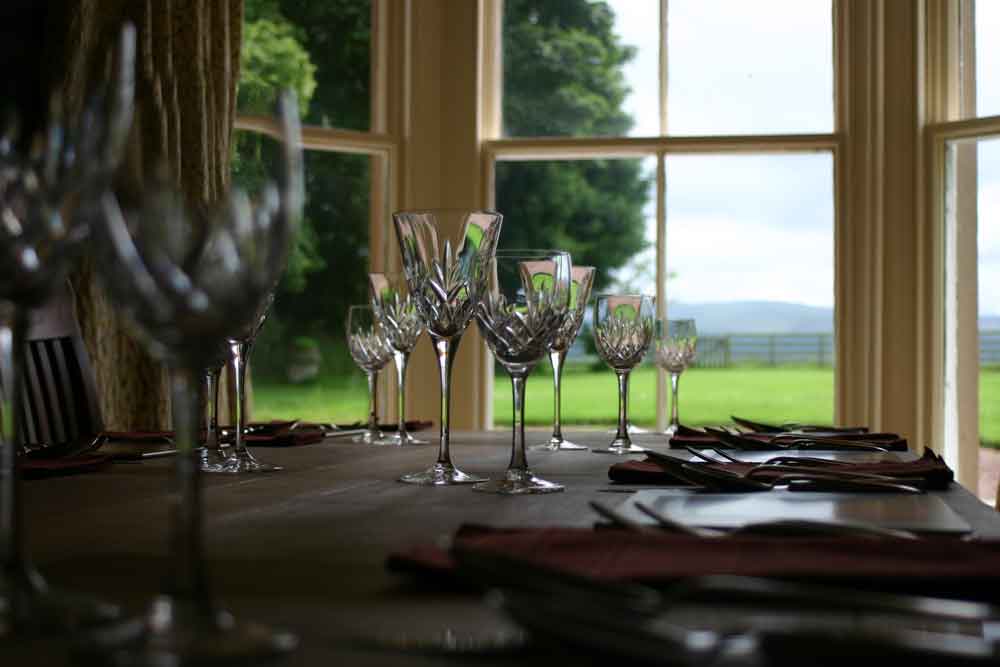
604, 0, 1000, 316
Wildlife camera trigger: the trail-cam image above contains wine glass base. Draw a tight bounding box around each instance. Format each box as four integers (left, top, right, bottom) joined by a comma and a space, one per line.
398, 462, 486, 486
591, 441, 646, 455
199, 447, 232, 472
380, 432, 429, 446
472, 469, 564, 495
529, 437, 588, 452
605, 423, 650, 435
210, 450, 283, 474
75, 596, 296, 666
352, 429, 385, 445
1, 568, 119, 638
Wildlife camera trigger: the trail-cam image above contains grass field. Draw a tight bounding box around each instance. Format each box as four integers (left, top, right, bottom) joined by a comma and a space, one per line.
253, 365, 1000, 446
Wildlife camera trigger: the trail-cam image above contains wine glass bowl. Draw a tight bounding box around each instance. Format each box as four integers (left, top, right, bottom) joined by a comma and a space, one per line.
370, 272, 428, 446
473, 250, 571, 495
655, 318, 697, 435
347, 304, 394, 444
532, 265, 595, 453
592, 294, 654, 455
392, 209, 503, 485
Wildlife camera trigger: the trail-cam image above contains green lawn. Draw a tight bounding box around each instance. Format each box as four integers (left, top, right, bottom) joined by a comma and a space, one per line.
253, 365, 1000, 446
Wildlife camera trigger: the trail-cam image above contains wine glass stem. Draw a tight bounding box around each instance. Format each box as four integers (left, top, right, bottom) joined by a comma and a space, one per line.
365, 371, 379, 435
0, 308, 28, 573
167, 365, 210, 603
228, 340, 251, 455
431, 333, 461, 466
204, 367, 221, 451
669, 371, 681, 428
615, 369, 631, 443
508, 372, 529, 472
549, 348, 566, 441
393, 350, 409, 439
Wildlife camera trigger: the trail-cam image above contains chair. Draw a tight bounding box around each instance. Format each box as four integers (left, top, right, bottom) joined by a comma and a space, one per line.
0, 282, 103, 453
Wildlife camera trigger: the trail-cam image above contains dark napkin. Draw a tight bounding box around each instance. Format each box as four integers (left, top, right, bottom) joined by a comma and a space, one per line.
332, 420, 434, 432
20, 454, 113, 479
387, 524, 1000, 598
608, 450, 953, 490
238, 421, 326, 447
670, 425, 909, 452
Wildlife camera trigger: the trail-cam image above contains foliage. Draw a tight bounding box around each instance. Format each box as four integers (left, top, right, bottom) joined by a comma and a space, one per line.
498, 0, 650, 291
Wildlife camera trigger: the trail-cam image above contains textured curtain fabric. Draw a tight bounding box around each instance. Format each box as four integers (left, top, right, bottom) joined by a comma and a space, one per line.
46, 0, 244, 429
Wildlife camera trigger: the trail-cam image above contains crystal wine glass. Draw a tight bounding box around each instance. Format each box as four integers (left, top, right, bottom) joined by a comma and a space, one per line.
474, 250, 571, 494
591, 295, 654, 455
655, 318, 697, 436
0, 24, 135, 639
347, 304, 393, 445
369, 272, 428, 446
81, 91, 302, 664
531, 265, 595, 452
214, 292, 283, 473
392, 209, 503, 485
199, 351, 229, 471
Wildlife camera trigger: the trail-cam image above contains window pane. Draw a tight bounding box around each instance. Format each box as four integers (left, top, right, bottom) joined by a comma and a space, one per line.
976, 1, 1000, 118
502, 0, 658, 138
978, 139, 1000, 502
232, 132, 373, 424
492, 157, 655, 427
667, 0, 834, 135
239, 0, 371, 131
663, 153, 835, 426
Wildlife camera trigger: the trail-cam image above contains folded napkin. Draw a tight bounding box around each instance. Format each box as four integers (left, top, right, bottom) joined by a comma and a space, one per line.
237, 421, 326, 447
609, 450, 953, 490
20, 454, 113, 479
671, 424, 909, 452
387, 524, 1000, 598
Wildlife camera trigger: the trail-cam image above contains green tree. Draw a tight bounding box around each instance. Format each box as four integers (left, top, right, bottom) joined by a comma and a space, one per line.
498, 0, 649, 291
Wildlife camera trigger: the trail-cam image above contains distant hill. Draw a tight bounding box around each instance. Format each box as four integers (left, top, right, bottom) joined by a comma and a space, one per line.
666, 301, 833, 334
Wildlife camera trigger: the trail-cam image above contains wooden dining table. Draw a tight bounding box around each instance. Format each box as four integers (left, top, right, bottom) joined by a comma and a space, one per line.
11, 429, 1000, 665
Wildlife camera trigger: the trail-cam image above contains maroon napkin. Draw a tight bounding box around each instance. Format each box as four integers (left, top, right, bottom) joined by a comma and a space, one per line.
608, 450, 953, 490
20, 454, 113, 479
101, 430, 174, 442
240, 421, 326, 447
387, 524, 1000, 597
671, 426, 909, 452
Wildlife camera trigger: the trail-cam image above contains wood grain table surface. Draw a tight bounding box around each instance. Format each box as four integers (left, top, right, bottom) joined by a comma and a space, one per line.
10, 429, 1000, 665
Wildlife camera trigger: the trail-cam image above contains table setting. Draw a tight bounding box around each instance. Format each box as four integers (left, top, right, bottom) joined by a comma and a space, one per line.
2, 28, 1000, 667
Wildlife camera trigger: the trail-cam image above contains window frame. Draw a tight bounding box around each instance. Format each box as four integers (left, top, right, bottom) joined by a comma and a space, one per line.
926, 0, 1000, 495
479, 0, 846, 430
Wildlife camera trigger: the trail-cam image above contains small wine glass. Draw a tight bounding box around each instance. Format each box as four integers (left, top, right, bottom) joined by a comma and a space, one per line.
199, 350, 229, 471
532, 265, 594, 452
214, 292, 283, 473
591, 295, 654, 455
474, 250, 571, 494
80, 90, 302, 664
347, 304, 394, 445
370, 272, 428, 446
655, 318, 697, 436
392, 209, 503, 485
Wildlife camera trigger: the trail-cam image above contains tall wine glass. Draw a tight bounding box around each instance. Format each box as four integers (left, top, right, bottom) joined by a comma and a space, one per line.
392, 209, 503, 485
215, 292, 282, 473
346, 305, 393, 445
591, 295, 654, 455
81, 91, 302, 664
369, 272, 428, 446
474, 250, 571, 494
0, 24, 135, 639
655, 318, 697, 436
532, 265, 595, 452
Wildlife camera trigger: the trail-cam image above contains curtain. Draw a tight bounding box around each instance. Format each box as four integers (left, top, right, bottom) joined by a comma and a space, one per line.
46, 0, 244, 429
